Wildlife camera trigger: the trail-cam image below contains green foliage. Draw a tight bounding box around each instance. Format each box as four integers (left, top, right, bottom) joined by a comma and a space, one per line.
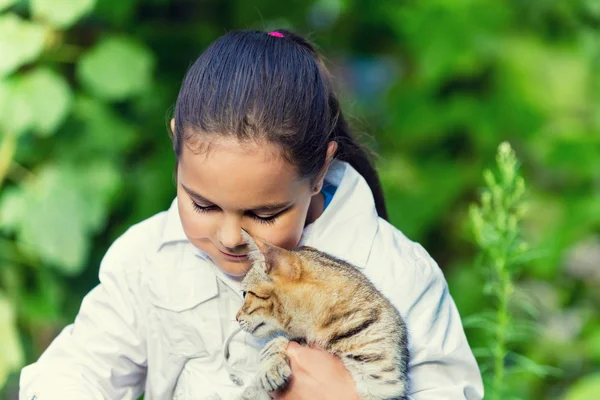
30, 0, 96, 29
77, 37, 155, 101
0, 14, 46, 78
0, 0, 598, 398
564, 374, 600, 400
468, 143, 557, 399
0, 68, 72, 136
0, 293, 23, 388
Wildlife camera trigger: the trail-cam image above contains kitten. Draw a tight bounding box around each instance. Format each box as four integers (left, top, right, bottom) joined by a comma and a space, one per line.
236, 232, 409, 400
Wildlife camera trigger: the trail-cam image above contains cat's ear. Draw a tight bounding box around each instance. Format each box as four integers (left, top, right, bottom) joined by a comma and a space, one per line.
242, 230, 267, 271
241, 230, 297, 278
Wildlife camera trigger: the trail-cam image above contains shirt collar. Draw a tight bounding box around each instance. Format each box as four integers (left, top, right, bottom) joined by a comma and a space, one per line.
298, 160, 379, 268
160, 198, 188, 246
159, 160, 380, 268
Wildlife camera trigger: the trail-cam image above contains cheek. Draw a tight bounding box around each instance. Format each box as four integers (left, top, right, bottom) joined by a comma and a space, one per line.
254, 197, 312, 250
177, 192, 214, 240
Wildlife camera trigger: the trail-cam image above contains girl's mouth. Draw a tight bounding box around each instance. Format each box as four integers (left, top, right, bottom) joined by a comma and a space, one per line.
219, 249, 249, 261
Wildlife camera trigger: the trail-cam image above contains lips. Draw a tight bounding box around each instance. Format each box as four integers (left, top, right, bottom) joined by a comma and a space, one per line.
219, 249, 249, 260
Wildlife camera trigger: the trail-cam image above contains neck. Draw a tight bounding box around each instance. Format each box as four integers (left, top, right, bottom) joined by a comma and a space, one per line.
305, 192, 325, 226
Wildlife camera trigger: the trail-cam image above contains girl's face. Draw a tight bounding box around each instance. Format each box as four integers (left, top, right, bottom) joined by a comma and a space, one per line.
177, 135, 324, 276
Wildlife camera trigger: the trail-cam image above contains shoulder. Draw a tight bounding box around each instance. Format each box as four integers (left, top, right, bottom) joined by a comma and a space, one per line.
367, 218, 445, 292
99, 209, 170, 279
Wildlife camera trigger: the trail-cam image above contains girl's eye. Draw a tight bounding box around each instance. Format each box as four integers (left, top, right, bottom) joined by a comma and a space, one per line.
250, 213, 279, 225
191, 201, 218, 214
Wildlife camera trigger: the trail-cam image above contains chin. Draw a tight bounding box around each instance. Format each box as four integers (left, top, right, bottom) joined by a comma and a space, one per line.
217, 260, 253, 276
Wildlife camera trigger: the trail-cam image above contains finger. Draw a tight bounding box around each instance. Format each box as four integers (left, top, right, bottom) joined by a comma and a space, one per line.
286, 340, 303, 362
286, 340, 302, 351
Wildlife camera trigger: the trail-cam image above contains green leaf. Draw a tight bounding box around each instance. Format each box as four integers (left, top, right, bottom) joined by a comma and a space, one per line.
0, 68, 72, 136
0, 14, 46, 78
9, 162, 121, 274
0, 0, 17, 12
19, 68, 72, 136
564, 374, 600, 400
71, 95, 137, 153
72, 160, 121, 231
77, 36, 155, 101
15, 166, 89, 274
0, 77, 31, 136
0, 292, 24, 388
30, 0, 96, 29
0, 187, 26, 232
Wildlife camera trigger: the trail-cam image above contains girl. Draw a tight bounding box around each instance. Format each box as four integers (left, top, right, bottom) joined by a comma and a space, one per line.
20, 30, 483, 399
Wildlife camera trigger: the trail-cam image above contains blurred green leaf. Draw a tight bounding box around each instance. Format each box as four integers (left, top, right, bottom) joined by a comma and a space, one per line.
564, 374, 600, 400
0, 187, 26, 232
499, 38, 590, 115
30, 0, 96, 29
71, 96, 137, 153
21, 269, 64, 323
0, 68, 72, 136
0, 0, 17, 12
7, 162, 121, 274
586, 328, 600, 362
0, 14, 46, 78
0, 293, 24, 388
77, 36, 155, 101
72, 160, 121, 231
15, 166, 88, 273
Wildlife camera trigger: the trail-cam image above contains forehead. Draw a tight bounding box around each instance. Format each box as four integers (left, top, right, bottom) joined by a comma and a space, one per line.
179, 136, 307, 208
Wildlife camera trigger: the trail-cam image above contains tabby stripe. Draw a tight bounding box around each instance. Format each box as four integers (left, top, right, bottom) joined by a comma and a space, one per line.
346, 353, 385, 363
321, 309, 359, 329
247, 306, 265, 315
328, 309, 380, 345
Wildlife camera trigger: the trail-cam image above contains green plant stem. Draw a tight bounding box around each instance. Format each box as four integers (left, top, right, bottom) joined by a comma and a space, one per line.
0, 134, 17, 188
492, 260, 511, 400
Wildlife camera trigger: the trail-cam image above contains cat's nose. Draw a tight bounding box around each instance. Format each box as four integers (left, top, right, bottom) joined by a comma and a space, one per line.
235, 311, 241, 322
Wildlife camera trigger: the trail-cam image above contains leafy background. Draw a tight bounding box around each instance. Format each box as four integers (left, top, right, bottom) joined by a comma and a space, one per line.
1, 0, 599, 398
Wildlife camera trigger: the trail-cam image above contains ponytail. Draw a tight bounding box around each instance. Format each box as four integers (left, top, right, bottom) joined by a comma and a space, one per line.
278, 30, 388, 220
329, 96, 389, 221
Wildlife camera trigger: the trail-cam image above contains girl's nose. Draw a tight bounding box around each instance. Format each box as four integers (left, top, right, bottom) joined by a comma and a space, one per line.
217, 217, 244, 250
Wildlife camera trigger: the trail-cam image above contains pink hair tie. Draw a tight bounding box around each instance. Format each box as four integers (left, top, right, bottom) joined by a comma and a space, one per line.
268, 31, 284, 38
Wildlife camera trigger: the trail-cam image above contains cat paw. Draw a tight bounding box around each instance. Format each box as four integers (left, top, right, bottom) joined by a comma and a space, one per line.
257, 336, 292, 393
259, 336, 289, 362
259, 356, 292, 393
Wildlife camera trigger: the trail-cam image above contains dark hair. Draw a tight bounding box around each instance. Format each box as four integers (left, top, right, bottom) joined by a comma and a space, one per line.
172, 29, 388, 220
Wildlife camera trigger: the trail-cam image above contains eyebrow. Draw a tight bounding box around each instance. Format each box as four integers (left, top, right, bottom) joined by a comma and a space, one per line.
181, 184, 293, 213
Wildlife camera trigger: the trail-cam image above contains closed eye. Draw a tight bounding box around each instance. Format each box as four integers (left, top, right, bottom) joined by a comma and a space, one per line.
247, 291, 269, 300
191, 201, 219, 214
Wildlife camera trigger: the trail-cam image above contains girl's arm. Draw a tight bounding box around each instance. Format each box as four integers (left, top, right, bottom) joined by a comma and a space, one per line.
387, 236, 484, 399
19, 232, 147, 400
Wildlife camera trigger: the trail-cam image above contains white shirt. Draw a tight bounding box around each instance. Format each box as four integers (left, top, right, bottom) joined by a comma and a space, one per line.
19, 161, 484, 399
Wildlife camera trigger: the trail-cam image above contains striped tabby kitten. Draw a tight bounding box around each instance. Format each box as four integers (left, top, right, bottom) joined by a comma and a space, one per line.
236, 232, 409, 400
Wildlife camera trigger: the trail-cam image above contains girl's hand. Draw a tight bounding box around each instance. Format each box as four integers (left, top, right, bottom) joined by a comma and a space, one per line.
271, 341, 359, 400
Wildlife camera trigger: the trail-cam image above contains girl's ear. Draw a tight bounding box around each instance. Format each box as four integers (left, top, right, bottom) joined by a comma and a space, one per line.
312, 141, 338, 194
170, 118, 175, 134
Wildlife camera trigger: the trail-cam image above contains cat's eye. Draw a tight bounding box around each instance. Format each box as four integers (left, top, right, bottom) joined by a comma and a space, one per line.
248, 291, 269, 300
242, 291, 247, 299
